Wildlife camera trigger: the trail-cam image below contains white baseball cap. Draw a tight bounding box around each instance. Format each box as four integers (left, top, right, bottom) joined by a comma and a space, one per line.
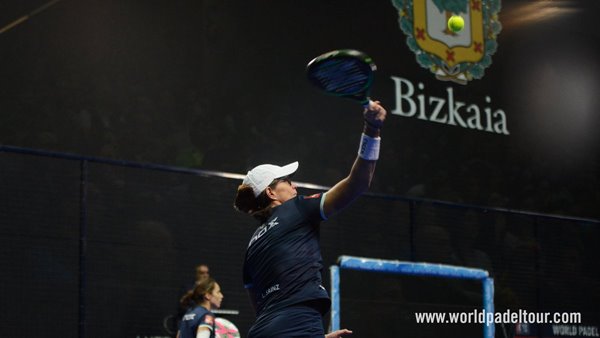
243, 161, 299, 197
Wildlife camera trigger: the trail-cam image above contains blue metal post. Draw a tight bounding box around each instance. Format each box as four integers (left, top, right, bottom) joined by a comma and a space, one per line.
483, 277, 495, 338
330, 265, 340, 332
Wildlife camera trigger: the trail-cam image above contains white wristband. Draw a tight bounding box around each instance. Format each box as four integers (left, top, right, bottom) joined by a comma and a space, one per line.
358, 133, 381, 160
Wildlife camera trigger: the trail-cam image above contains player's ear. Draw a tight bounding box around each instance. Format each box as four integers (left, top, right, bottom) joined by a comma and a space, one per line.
265, 187, 277, 200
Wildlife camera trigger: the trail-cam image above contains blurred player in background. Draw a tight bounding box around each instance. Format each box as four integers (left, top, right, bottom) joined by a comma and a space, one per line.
177, 277, 224, 338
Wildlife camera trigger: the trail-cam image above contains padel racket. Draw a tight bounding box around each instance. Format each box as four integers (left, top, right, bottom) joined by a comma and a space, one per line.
215, 317, 241, 338
306, 49, 377, 107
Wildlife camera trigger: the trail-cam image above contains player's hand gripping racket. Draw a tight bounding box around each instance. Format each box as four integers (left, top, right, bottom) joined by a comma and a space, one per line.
306, 49, 377, 108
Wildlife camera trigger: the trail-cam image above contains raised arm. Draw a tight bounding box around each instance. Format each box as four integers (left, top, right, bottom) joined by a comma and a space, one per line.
322, 100, 386, 218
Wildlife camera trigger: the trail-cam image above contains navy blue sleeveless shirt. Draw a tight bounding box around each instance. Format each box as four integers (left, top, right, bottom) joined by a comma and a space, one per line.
178, 305, 215, 338
243, 193, 330, 316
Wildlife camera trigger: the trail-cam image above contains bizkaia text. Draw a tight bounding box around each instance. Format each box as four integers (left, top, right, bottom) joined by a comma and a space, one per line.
390, 76, 509, 135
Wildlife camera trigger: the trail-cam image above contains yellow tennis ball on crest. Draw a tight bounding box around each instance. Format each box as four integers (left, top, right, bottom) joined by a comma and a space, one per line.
448, 15, 465, 33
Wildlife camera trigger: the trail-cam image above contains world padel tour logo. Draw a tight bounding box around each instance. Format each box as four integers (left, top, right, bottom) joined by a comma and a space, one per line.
392, 0, 502, 84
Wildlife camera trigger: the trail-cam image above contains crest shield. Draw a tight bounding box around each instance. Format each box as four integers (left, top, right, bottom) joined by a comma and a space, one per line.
392, 0, 502, 84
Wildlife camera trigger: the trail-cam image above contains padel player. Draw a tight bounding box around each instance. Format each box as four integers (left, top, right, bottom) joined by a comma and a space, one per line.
234, 101, 386, 337
177, 277, 224, 338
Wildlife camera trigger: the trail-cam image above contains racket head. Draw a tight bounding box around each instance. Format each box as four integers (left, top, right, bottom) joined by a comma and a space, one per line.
214, 317, 241, 338
306, 49, 377, 106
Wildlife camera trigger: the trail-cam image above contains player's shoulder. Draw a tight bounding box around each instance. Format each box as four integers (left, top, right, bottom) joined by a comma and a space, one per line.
202, 312, 215, 325
290, 193, 323, 204
195, 307, 216, 323
301, 193, 323, 200
293, 193, 324, 212
193, 305, 210, 316
288, 193, 322, 207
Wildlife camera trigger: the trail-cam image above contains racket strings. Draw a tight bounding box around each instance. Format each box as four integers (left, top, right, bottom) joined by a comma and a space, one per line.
310, 60, 371, 94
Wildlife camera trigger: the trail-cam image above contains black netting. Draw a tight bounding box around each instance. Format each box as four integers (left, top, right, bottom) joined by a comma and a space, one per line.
0, 153, 80, 337
339, 270, 482, 337
84, 163, 255, 336
1, 150, 599, 337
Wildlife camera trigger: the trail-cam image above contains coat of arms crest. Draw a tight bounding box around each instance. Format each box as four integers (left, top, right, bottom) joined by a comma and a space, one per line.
392, 0, 502, 84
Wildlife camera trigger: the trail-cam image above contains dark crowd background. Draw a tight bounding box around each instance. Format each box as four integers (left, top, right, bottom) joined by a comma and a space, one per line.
1, 0, 598, 219
1, 0, 599, 337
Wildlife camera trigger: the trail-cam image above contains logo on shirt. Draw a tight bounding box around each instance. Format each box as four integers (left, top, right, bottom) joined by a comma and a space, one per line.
248, 217, 280, 247
261, 284, 280, 299
304, 193, 321, 199
182, 313, 196, 321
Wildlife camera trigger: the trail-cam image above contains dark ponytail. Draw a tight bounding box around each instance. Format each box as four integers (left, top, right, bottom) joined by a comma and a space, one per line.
233, 184, 274, 222
180, 277, 217, 308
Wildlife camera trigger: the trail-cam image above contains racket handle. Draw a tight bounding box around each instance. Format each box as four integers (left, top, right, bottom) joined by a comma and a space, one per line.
362, 99, 373, 109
